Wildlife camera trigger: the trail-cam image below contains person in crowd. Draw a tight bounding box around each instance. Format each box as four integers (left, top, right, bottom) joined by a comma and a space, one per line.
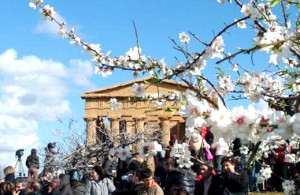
136, 168, 163, 195
129, 169, 144, 195
26, 181, 42, 195
59, 174, 73, 195
15, 181, 26, 195
154, 152, 167, 189
3, 166, 16, 185
26, 149, 40, 181
168, 186, 189, 195
39, 171, 52, 194
71, 170, 85, 195
219, 157, 249, 195
84, 165, 116, 195
48, 177, 60, 195
1, 181, 19, 195
189, 132, 210, 162
194, 163, 221, 195
211, 138, 229, 174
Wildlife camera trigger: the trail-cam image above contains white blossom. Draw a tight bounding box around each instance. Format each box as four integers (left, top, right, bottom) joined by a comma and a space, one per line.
110, 98, 122, 110
282, 180, 296, 195
116, 146, 132, 161
239, 146, 249, 155
125, 47, 146, 62
70, 37, 81, 46
138, 141, 163, 160
235, 19, 247, 29
109, 148, 116, 156
40, 4, 56, 19
132, 83, 145, 98
179, 32, 190, 44
256, 164, 272, 184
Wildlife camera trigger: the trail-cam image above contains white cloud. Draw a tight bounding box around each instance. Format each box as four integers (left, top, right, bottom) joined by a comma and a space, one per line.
0, 49, 94, 171
0, 115, 40, 173
254, 99, 269, 111
34, 12, 66, 35
69, 59, 95, 89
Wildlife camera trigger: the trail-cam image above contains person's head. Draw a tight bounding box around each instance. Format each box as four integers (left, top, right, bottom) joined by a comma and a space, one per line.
92, 165, 105, 181
16, 181, 26, 191
70, 170, 82, 187
140, 168, 154, 189
29, 181, 40, 191
51, 177, 60, 188
31, 149, 37, 155
166, 157, 176, 171
2, 181, 16, 195
169, 185, 189, 195
222, 156, 238, 173
132, 169, 141, 183
3, 166, 14, 176
199, 164, 212, 178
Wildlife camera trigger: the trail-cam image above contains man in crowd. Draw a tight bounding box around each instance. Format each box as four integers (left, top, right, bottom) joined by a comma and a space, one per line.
26, 149, 40, 181
137, 168, 164, 195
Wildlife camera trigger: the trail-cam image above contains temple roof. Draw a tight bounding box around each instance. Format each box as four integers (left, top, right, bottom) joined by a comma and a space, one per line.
81, 76, 189, 99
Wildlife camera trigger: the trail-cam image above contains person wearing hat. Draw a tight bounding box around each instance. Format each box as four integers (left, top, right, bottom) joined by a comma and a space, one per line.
194, 162, 221, 195
70, 170, 85, 195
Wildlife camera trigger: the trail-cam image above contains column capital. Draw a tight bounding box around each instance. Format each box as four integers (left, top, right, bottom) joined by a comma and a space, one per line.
107, 114, 121, 120
133, 115, 147, 120
158, 114, 172, 120
84, 117, 97, 122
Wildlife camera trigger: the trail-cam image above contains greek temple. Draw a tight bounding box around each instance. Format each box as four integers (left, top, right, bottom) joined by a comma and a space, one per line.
81, 77, 190, 146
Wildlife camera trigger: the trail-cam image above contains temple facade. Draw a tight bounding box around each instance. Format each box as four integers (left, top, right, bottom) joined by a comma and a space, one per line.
81, 77, 190, 146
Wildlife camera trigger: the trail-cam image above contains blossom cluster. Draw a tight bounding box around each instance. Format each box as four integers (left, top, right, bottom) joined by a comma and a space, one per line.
180, 89, 300, 143
170, 140, 193, 169
255, 164, 272, 184
238, 72, 284, 102
282, 180, 296, 195
108, 141, 163, 161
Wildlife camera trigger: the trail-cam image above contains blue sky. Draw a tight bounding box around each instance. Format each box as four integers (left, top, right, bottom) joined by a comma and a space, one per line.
0, 0, 264, 172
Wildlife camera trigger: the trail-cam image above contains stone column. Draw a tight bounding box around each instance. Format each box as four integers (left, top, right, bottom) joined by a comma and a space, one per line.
133, 115, 146, 134
159, 115, 171, 146
85, 117, 97, 146
108, 116, 120, 136
125, 119, 134, 135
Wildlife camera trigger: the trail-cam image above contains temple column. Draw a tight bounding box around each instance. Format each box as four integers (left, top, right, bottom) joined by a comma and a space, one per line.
133, 115, 146, 134
159, 115, 171, 146
108, 116, 120, 136
125, 119, 134, 135
85, 117, 97, 146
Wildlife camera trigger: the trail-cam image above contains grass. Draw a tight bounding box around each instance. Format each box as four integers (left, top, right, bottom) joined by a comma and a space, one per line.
249, 192, 284, 195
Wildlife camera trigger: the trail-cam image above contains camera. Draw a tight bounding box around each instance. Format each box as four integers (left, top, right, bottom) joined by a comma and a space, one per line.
16, 149, 24, 159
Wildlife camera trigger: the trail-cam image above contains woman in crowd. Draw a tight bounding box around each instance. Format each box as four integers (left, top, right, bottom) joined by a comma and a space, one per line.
3, 167, 16, 185
219, 157, 249, 195
84, 165, 116, 195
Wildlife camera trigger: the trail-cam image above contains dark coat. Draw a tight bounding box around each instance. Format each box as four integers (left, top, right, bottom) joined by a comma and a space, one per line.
59, 174, 73, 195
165, 170, 196, 195
50, 187, 61, 195
26, 149, 40, 169
219, 172, 249, 195
4, 173, 16, 184
194, 175, 221, 195
72, 183, 85, 195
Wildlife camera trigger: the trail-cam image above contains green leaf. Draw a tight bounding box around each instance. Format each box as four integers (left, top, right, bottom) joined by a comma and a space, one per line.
165, 107, 176, 113
269, 0, 281, 7
215, 66, 225, 75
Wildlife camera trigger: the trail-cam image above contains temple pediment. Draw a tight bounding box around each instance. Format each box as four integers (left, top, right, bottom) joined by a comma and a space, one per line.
81, 77, 189, 98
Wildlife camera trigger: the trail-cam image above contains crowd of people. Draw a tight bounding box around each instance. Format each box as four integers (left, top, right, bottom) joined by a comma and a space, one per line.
0, 130, 300, 195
